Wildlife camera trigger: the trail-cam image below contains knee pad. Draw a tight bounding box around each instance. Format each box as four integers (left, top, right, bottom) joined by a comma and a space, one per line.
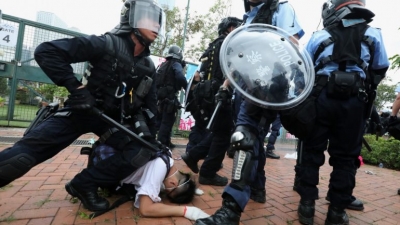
0, 153, 36, 181
230, 125, 256, 151
231, 150, 255, 191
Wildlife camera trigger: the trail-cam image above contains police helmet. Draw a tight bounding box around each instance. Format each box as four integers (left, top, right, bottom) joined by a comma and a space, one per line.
110, 0, 166, 41
322, 0, 374, 27
218, 17, 243, 36
166, 45, 183, 60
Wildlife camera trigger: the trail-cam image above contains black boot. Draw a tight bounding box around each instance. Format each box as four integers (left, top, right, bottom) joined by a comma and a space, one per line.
265, 148, 280, 159
199, 174, 228, 186
65, 182, 109, 212
298, 199, 315, 225
398, 188, 400, 195
194, 195, 241, 225
325, 196, 364, 211
181, 153, 199, 173
325, 206, 349, 225
250, 187, 266, 203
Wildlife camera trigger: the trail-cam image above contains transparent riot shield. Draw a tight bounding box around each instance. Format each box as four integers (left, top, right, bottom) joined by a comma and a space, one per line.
220, 24, 315, 110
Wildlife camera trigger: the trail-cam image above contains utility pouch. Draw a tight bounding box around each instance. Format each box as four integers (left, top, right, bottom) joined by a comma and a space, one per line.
157, 86, 168, 100
24, 102, 60, 136
327, 71, 359, 100
279, 96, 317, 139
132, 111, 152, 139
193, 80, 213, 100
136, 76, 153, 98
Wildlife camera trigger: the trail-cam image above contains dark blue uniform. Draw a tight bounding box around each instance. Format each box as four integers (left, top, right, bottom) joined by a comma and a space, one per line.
0, 34, 158, 193
156, 60, 187, 146
297, 21, 390, 209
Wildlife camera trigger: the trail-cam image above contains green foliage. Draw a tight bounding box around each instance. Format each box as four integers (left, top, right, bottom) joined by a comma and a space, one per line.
16, 88, 29, 103
389, 54, 400, 71
0, 78, 8, 96
0, 96, 4, 106
150, 0, 232, 61
375, 80, 396, 111
361, 134, 400, 169
36, 83, 68, 102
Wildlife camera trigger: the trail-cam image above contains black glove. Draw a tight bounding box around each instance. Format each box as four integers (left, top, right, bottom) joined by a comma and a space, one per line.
67, 87, 95, 110
215, 86, 232, 107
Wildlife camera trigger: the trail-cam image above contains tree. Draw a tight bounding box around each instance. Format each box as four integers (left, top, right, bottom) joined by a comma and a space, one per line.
0, 78, 8, 96
150, 0, 233, 62
375, 80, 396, 111
185, 0, 233, 61
150, 5, 204, 57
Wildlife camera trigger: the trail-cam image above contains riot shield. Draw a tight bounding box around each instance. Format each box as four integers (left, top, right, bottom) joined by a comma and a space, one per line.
220, 24, 315, 110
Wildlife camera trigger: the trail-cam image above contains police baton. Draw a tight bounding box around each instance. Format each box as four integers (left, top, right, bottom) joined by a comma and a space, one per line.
362, 137, 373, 152
91, 107, 159, 152
206, 101, 222, 130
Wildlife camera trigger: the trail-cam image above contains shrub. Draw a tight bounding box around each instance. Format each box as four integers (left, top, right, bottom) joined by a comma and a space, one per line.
361, 134, 400, 170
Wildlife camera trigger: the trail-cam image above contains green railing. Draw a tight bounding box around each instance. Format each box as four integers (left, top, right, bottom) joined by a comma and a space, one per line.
0, 14, 86, 127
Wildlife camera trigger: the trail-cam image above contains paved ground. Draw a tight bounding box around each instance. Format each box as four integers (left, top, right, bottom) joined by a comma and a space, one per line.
0, 127, 400, 225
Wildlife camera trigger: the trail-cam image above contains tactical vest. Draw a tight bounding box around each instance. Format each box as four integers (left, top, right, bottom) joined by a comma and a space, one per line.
155, 60, 178, 99
199, 34, 226, 84
85, 33, 155, 116
313, 22, 375, 75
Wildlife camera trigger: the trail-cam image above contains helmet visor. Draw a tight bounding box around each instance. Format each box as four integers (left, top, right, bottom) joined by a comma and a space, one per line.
128, 1, 166, 39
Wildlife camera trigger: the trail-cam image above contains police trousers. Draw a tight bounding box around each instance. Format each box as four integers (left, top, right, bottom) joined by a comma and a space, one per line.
188, 106, 233, 178
223, 100, 277, 211
296, 87, 366, 209
0, 109, 147, 191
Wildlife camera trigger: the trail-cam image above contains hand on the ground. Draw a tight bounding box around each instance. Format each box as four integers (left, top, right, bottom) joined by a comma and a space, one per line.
184, 206, 210, 220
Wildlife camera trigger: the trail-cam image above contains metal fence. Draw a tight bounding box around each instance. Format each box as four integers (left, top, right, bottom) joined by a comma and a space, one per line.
0, 14, 86, 127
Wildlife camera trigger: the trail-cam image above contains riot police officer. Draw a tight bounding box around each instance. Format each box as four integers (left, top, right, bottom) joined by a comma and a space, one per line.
0, 0, 186, 213
155, 45, 187, 148
296, 1, 389, 224
195, 1, 307, 224
181, 17, 241, 186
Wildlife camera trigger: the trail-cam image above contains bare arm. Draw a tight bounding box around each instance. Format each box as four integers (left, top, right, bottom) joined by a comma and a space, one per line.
391, 92, 400, 117
138, 195, 185, 217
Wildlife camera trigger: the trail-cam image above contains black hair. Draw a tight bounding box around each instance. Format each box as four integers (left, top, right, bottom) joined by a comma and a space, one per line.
166, 176, 196, 204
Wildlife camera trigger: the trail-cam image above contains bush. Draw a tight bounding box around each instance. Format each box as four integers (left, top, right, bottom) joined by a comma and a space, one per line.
361, 134, 400, 170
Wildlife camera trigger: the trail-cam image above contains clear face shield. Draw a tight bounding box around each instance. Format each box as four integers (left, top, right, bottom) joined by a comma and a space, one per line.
128, 1, 166, 40
220, 24, 315, 110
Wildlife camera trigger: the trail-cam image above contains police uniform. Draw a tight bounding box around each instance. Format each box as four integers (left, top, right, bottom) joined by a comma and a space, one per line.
155, 53, 187, 147
194, 1, 305, 224
296, 1, 390, 224
182, 28, 236, 186
185, 63, 211, 153
226, 0, 304, 208
0, 0, 166, 213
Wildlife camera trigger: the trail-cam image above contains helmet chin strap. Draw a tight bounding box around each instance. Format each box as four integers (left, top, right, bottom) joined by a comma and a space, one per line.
133, 28, 151, 47
248, 0, 264, 7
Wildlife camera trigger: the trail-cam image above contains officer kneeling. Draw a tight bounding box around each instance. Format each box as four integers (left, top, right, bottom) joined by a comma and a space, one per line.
0, 0, 197, 215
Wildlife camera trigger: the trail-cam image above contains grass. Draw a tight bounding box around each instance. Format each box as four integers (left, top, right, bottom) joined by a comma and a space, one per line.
35, 198, 50, 207
0, 184, 13, 191
0, 104, 39, 128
